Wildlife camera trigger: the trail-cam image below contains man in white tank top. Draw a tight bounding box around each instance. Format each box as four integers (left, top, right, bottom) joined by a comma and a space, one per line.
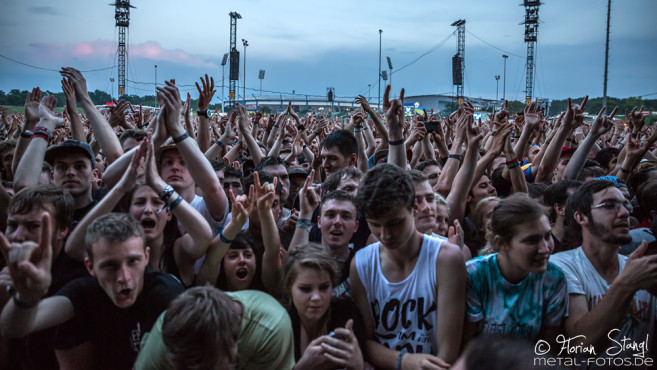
351, 163, 466, 369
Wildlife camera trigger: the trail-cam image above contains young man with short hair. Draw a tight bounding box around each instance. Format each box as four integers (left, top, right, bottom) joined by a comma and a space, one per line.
320, 129, 358, 177
551, 180, 657, 364
351, 164, 466, 369
0, 213, 183, 369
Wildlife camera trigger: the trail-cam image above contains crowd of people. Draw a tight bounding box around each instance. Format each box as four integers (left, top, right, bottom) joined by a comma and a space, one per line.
0, 67, 655, 370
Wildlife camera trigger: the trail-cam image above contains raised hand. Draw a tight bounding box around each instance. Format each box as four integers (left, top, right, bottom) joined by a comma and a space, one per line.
228, 186, 254, 227
299, 169, 321, 217
108, 99, 130, 128
253, 171, 278, 212
563, 96, 589, 129
195, 74, 216, 111
321, 319, 364, 370
117, 135, 148, 193
61, 78, 77, 116
157, 80, 185, 138
144, 133, 167, 191
38, 95, 64, 132
236, 103, 250, 132
494, 100, 510, 124
524, 100, 543, 129
382, 85, 405, 132
0, 213, 53, 306
59, 67, 89, 101
355, 95, 374, 115
590, 106, 618, 137
448, 219, 465, 249
625, 106, 646, 134
24, 87, 42, 124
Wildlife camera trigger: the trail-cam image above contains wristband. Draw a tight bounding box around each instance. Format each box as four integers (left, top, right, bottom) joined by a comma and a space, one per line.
396, 349, 407, 370
20, 131, 32, 139
13, 293, 38, 309
197, 110, 209, 118
302, 144, 308, 149
296, 218, 313, 230
160, 185, 175, 201
505, 157, 519, 165
215, 140, 226, 148
219, 229, 234, 244
169, 195, 184, 211
507, 161, 520, 169
389, 138, 405, 146
448, 154, 462, 161
173, 132, 190, 143
363, 126, 369, 130
619, 167, 631, 173
354, 129, 363, 133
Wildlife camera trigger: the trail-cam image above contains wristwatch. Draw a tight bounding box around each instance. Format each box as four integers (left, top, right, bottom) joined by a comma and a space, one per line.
197, 109, 209, 118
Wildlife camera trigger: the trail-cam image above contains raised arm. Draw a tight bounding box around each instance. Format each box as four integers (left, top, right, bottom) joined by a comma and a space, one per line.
0, 214, 74, 337
158, 81, 228, 222
62, 78, 85, 142
236, 103, 264, 165
446, 116, 483, 223
12, 88, 42, 176
14, 96, 62, 191
434, 108, 468, 196
290, 171, 320, 249
60, 68, 123, 163
383, 85, 407, 168
564, 106, 616, 180
196, 188, 253, 286
515, 101, 541, 161
253, 172, 282, 295
196, 75, 215, 153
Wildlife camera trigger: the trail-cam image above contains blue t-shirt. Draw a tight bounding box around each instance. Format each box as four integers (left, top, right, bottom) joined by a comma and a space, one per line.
466, 254, 568, 341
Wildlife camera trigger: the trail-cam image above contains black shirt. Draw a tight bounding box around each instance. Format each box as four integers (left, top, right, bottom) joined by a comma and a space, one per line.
53, 269, 184, 370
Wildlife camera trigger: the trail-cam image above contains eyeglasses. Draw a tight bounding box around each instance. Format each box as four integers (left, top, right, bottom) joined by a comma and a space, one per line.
591, 201, 633, 213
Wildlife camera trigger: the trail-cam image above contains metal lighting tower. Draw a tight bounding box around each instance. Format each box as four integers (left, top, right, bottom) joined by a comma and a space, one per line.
522, 1, 541, 105
495, 75, 500, 101
110, 1, 135, 96
451, 19, 466, 105
378, 29, 382, 111
386, 56, 393, 92
154, 65, 157, 108
110, 78, 114, 99
258, 70, 265, 96
602, 0, 612, 111
228, 12, 241, 110
220, 53, 228, 113
242, 39, 248, 105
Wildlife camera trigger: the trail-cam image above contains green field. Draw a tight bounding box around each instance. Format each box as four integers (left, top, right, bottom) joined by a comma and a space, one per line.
3, 106, 79, 115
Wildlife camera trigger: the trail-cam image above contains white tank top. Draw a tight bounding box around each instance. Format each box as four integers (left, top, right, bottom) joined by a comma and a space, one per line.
355, 235, 443, 354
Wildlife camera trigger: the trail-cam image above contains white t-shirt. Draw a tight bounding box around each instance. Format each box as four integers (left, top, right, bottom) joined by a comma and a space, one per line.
551, 247, 656, 368
355, 235, 443, 354
187, 194, 230, 237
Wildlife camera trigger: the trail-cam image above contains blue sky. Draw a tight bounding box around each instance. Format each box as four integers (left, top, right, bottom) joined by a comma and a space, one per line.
1, 0, 655, 104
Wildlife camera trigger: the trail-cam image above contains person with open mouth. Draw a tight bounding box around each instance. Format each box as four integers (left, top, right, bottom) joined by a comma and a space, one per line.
65, 135, 212, 287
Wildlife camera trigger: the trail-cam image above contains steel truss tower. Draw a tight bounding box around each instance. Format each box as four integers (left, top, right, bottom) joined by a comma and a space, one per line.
110, 1, 135, 96
522, 1, 541, 105
451, 20, 466, 105
228, 12, 242, 110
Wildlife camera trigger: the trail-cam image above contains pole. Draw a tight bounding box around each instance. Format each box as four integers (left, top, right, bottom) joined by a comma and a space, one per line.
154, 65, 157, 108
502, 55, 508, 101
602, 0, 611, 112
260, 79, 262, 96
368, 84, 371, 101
110, 78, 114, 100
242, 39, 248, 106
378, 29, 382, 112
495, 75, 500, 101
221, 63, 225, 113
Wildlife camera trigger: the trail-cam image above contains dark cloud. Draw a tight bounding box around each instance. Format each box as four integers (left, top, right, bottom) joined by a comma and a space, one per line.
28, 6, 61, 16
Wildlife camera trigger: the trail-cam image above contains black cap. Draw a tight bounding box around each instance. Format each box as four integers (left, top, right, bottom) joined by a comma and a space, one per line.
45, 140, 95, 168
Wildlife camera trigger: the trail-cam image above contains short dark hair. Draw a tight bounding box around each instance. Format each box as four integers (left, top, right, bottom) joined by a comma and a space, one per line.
209, 159, 225, 172
320, 190, 357, 214
414, 159, 441, 172
577, 166, 606, 181
594, 147, 620, 170
564, 180, 616, 247
85, 213, 145, 261
8, 185, 74, 232
320, 130, 357, 159
628, 167, 657, 195
222, 166, 243, 179
255, 156, 286, 172
323, 167, 362, 193
527, 182, 548, 201
119, 129, 147, 145
162, 286, 240, 370
242, 170, 281, 196
356, 164, 414, 219
408, 169, 428, 184
543, 180, 582, 223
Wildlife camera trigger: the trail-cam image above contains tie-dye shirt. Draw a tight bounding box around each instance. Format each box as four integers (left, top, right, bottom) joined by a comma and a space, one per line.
466, 253, 568, 341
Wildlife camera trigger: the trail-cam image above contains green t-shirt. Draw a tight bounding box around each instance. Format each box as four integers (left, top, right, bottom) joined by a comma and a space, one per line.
134, 290, 295, 370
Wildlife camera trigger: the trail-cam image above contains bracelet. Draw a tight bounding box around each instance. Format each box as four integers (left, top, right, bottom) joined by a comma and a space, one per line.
354, 126, 363, 129
160, 185, 175, 201
173, 132, 190, 143
354, 129, 363, 133
302, 144, 308, 149
363, 126, 369, 130
197, 110, 209, 118
219, 229, 234, 244
505, 157, 519, 165
20, 131, 32, 139
312, 130, 319, 134
296, 218, 313, 230
215, 140, 225, 148
389, 138, 405, 146
507, 161, 520, 169
30, 131, 51, 145
619, 167, 631, 173
396, 349, 407, 370
169, 195, 184, 211
448, 154, 462, 161
12, 293, 38, 309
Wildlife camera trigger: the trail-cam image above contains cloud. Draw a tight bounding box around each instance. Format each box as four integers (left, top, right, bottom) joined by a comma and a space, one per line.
28, 6, 61, 16
26, 40, 218, 69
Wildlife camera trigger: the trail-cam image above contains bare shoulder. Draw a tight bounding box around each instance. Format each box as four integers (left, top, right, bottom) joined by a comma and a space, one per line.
437, 241, 466, 266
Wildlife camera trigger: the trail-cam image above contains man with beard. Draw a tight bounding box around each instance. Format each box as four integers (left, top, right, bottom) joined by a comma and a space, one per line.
551, 180, 657, 367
